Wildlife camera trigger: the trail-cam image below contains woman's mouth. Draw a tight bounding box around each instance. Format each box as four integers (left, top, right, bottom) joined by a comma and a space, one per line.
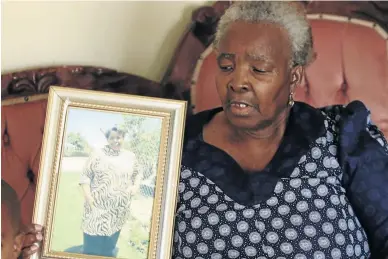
228, 102, 255, 116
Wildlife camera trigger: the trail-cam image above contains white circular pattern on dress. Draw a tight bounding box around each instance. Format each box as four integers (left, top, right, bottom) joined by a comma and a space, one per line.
285, 228, 298, 240
284, 191, 296, 203
338, 219, 347, 231
199, 185, 209, 196
243, 208, 255, 218
298, 155, 307, 164
348, 219, 355, 231
308, 178, 320, 187
219, 224, 231, 236
179, 183, 185, 193
259, 208, 271, 219
326, 131, 334, 142
314, 251, 325, 259
186, 231, 196, 243
301, 188, 312, 198
291, 167, 300, 177
317, 170, 328, 178
225, 211, 237, 222
346, 244, 354, 256
266, 232, 279, 243
355, 244, 362, 256
280, 242, 293, 254
191, 217, 202, 228
245, 246, 257, 257
227, 249, 239, 258
264, 246, 275, 257
304, 225, 316, 237
216, 203, 227, 211
201, 228, 213, 240
179, 221, 186, 232
255, 220, 266, 232
305, 162, 317, 172
231, 235, 243, 247
331, 248, 341, 259
191, 198, 201, 208
271, 217, 284, 229
299, 239, 312, 251
297, 201, 309, 212
295, 254, 307, 259
207, 194, 219, 204
290, 179, 302, 189
278, 205, 290, 216
197, 243, 208, 254
311, 147, 322, 159
274, 182, 284, 193
190, 177, 200, 188
249, 232, 261, 243
183, 191, 194, 200
266, 196, 279, 206
326, 207, 337, 219
214, 239, 226, 251
208, 213, 219, 225
181, 169, 192, 179
317, 185, 328, 196
322, 222, 334, 235
318, 236, 330, 249
182, 246, 192, 257
237, 221, 249, 233
309, 211, 321, 223
291, 214, 303, 226
335, 233, 345, 245
197, 206, 209, 214
323, 156, 332, 168
329, 145, 337, 155
211, 253, 222, 259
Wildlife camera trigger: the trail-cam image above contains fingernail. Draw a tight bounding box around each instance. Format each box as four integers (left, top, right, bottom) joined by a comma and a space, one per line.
31, 245, 38, 251
37, 233, 43, 240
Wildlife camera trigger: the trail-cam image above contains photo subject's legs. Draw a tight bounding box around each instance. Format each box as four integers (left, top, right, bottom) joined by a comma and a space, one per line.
100, 230, 121, 257
83, 233, 104, 256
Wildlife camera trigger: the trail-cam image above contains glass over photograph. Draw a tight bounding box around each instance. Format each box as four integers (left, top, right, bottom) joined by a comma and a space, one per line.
50, 107, 163, 259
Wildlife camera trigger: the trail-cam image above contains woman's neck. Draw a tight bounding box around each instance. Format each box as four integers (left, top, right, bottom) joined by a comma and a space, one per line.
228, 108, 290, 147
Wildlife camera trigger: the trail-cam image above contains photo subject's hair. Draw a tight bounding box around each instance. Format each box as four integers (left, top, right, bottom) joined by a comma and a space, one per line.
104, 126, 126, 139
1, 179, 21, 234
214, 1, 314, 66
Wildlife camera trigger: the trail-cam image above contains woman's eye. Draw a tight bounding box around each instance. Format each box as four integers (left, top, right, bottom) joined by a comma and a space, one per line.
219, 65, 233, 72
252, 67, 266, 73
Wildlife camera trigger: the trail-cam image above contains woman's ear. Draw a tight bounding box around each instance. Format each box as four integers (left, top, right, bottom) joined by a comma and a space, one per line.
290, 65, 304, 92
13, 233, 25, 258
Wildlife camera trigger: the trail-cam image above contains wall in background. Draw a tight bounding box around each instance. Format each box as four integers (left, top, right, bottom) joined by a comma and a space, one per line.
1, 1, 211, 81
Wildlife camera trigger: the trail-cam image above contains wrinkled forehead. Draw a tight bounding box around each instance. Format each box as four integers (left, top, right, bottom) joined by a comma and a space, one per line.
218, 21, 292, 63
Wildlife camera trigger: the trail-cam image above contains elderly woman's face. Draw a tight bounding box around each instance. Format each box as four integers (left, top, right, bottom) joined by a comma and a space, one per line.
216, 21, 301, 130
107, 131, 124, 151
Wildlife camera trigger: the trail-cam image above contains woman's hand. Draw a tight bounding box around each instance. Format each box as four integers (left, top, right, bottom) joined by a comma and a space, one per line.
20, 224, 43, 259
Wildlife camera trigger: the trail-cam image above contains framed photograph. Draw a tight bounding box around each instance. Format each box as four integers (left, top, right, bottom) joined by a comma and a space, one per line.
32, 86, 187, 259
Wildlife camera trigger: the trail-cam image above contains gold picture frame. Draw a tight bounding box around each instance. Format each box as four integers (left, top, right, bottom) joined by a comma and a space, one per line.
32, 86, 187, 259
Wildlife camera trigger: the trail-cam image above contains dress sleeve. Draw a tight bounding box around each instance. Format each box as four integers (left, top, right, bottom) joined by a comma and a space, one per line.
79, 152, 97, 185
339, 101, 388, 258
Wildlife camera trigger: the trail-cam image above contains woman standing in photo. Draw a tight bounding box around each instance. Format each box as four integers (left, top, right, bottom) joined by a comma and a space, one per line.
79, 126, 141, 257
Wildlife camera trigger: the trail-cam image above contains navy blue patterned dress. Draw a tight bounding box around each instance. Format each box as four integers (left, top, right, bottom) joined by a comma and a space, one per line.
172, 101, 388, 259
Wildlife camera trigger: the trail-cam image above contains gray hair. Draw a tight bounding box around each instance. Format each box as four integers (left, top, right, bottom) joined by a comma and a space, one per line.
214, 1, 314, 66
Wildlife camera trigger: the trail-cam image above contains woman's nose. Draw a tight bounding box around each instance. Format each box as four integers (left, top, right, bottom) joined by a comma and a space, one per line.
228, 67, 250, 92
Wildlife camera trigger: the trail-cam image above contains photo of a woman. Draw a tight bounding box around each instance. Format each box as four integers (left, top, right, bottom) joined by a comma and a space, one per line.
79, 126, 141, 257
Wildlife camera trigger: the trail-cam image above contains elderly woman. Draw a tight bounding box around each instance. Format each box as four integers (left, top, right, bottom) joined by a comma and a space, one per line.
20, 1, 388, 259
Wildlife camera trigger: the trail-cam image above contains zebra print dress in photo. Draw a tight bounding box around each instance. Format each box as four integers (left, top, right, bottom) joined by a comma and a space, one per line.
80, 145, 140, 236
